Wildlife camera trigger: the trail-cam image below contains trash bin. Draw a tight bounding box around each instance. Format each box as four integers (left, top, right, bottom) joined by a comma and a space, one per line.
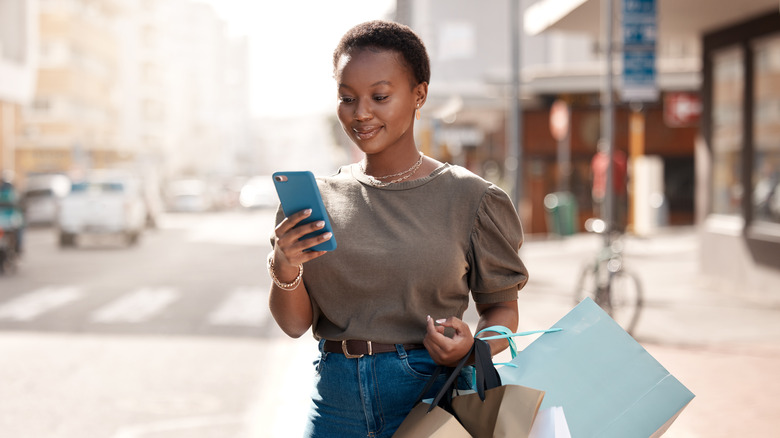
544, 191, 578, 236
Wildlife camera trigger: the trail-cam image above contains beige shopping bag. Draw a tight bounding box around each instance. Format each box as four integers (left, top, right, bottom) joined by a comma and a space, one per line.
394, 338, 545, 438
452, 384, 545, 438
392, 402, 471, 437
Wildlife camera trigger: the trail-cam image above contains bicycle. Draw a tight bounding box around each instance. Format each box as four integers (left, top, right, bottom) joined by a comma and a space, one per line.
573, 218, 643, 335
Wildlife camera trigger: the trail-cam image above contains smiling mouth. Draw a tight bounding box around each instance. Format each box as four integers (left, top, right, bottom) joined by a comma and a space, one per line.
353, 126, 381, 140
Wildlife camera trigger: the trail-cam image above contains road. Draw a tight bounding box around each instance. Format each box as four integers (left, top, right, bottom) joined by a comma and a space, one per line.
0, 209, 319, 438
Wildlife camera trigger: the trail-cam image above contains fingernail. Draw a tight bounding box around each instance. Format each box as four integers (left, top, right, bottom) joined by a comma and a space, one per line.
322, 232, 332, 239
304, 209, 312, 215
436, 318, 447, 324
426, 315, 431, 321
315, 221, 325, 228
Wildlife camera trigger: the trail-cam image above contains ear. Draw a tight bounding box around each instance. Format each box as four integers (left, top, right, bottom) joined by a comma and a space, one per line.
414, 82, 428, 108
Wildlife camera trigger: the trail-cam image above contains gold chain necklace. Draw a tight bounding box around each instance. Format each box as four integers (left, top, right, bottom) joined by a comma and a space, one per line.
360, 152, 424, 187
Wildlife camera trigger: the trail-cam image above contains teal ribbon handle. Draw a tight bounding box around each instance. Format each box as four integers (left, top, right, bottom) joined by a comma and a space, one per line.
475, 326, 563, 359
470, 326, 562, 387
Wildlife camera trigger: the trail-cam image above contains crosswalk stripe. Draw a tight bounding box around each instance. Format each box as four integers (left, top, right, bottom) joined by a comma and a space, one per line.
91, 288, 180, 323
207, 287, 268, 327
0, 287, 84, 321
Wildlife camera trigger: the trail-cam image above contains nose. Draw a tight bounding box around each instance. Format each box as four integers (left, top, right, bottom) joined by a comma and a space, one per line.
354, 99, 372, 121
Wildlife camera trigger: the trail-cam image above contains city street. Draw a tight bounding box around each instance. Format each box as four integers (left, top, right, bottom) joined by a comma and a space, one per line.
0, 209, 320, 437
1, 211, 779, 437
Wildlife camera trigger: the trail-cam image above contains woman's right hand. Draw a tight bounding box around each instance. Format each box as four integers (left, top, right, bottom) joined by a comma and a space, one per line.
272, 208, 332, 275
270, 208, 330, 338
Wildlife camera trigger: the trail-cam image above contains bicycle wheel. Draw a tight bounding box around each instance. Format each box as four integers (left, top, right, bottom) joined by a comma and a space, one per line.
604, 269, 643, 335
573, 261, 600, 305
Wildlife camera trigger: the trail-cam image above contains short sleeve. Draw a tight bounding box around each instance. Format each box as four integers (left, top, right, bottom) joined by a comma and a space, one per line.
468, 185, 528, 304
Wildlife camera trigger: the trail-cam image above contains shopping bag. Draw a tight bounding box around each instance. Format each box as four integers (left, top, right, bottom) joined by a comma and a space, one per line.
392, 402, 471, 437
499, 298, 695, 438
529, 406, 572, 438
394, 338, 545, 438
452, 383, 545, 438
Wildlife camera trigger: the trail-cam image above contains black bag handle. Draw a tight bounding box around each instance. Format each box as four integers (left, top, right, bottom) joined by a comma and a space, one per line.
419, 338, 502, 414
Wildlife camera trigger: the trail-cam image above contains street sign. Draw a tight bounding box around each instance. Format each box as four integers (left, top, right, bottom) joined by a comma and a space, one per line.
621, 0, 658, 102
664, 92, 702, 127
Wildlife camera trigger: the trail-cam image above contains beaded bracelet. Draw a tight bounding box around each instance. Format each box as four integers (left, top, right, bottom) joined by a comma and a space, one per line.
267, 256, 303, 291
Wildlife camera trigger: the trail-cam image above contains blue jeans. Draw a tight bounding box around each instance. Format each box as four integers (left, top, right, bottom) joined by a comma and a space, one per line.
303, 340, 474, 438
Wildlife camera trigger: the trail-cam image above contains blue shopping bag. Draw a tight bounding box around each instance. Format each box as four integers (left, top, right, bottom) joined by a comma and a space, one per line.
498, 298, 694, 438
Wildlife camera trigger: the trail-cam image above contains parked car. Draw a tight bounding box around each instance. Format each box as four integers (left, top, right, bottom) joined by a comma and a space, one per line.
57, 171, 147, 247
21, 173, 71, 226
239, 175, 278, 209
164, 179, 214, 213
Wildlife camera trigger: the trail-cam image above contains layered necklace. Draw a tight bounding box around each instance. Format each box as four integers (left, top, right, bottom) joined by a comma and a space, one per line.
360, 152, 424, 187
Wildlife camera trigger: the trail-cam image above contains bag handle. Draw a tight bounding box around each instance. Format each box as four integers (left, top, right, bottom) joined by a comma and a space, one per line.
476, 326, 563, 359
426, 338, 499, 413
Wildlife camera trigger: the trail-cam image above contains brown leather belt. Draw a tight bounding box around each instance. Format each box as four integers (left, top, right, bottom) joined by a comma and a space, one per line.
323, 340, 425, 359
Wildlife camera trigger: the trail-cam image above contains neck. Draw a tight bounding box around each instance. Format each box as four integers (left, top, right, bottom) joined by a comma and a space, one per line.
362, 150, 422, 179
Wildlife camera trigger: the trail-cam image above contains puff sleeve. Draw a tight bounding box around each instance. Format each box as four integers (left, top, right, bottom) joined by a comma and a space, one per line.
468, 185, 529, 304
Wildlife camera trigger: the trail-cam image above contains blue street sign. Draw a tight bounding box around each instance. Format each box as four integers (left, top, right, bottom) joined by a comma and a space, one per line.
621, 0, 658, 101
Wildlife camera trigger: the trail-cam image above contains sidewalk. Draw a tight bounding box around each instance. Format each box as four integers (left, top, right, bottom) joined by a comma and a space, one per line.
499, 226, 780, 437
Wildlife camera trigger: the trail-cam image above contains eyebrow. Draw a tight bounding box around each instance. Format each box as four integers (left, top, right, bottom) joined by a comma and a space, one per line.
338, 80, 393, 89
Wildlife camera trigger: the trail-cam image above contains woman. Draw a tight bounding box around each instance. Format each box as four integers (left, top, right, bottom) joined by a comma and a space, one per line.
268, 20, 528, 437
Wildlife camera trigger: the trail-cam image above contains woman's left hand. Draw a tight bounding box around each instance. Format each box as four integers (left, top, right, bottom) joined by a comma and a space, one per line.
423, 315, 475, 367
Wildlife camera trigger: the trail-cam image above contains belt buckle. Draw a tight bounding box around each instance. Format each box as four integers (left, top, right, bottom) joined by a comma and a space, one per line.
342, 340, 370, 359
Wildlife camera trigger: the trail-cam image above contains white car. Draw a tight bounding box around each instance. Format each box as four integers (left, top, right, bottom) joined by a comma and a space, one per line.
239, 176, 278, 209
22, 174, 71, 225
165, 179, 214, 213
57, 171, 148, 247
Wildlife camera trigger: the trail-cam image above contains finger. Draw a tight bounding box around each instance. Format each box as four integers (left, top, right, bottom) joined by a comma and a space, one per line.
276, 220, 329, 255
274, 209, 312, 237
296, 229, 333, 252
426, 315, 447, 340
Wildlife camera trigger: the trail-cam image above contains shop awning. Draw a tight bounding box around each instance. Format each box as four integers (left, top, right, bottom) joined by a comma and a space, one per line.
525, 0, 779, 39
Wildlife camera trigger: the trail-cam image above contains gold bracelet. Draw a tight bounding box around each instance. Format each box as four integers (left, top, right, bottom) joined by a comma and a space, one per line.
267, 256, 303, 291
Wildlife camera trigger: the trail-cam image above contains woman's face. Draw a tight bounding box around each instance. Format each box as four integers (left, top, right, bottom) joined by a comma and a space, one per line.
335, 48, 426, 156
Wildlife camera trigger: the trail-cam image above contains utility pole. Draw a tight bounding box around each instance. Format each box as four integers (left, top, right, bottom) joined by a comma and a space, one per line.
602, 0, 615, 241
507, 0, 524, 212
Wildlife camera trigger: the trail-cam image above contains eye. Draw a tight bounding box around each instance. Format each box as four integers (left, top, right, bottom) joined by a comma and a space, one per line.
373, 95, 389, 102
339, 96, 355, 104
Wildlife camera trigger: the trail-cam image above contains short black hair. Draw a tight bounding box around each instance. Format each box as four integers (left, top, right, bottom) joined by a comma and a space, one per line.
333, 20, 431, 86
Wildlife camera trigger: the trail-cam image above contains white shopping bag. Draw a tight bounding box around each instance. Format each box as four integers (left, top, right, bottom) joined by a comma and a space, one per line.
529, 406, 571, 438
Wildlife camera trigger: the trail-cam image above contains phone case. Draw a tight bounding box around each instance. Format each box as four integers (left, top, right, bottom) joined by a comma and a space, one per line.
272, 171, 337, 252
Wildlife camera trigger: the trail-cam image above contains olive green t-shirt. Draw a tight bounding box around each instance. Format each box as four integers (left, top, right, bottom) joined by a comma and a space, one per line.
272, 163, 528, 344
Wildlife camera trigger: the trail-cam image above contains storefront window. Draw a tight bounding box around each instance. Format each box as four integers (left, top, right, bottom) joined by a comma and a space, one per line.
753, 35, 780, 224
711, 47, 744, 215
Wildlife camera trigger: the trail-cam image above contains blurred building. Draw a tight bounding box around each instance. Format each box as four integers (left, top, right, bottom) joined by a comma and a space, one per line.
16, 0, 122, 178
396, 0, 699, 235
522, 0, 780, 299
6, 0, 250, 189
116, 0, 251, 181
0, 0, 38, 177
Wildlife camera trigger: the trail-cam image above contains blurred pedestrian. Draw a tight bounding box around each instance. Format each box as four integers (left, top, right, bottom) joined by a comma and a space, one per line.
591, 140, 628, 232
267, 20, 528, 438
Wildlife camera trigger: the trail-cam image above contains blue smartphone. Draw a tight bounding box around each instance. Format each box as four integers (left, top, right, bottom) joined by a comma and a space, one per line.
272, 171, 337, 252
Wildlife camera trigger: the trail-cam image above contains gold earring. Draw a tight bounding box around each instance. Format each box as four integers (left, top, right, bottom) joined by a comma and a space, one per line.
415, 105, 421, 120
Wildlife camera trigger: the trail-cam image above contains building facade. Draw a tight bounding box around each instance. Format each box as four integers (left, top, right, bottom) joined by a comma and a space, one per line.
396, 0, 698, 234
0, 0, 38, 177
18, 0, 122, 177
525, 0, 780, 299
7, 0, 251, 190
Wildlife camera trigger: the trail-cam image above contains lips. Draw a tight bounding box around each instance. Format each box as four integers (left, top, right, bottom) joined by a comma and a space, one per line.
353, 125, 382, 140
